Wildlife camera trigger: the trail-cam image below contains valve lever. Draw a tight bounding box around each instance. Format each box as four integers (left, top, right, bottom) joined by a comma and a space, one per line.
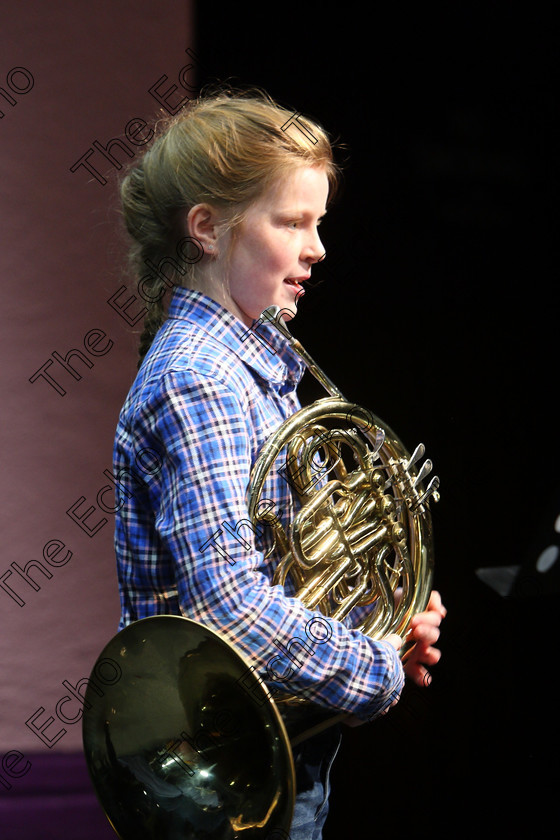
414, 476, 440, 508
414, 459, 433, 487
406, 443, 425, 471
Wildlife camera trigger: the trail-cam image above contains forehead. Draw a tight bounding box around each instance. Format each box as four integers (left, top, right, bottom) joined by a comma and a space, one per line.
257, 165, 330, 210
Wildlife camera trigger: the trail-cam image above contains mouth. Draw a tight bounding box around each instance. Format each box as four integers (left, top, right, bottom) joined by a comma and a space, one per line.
283, 275, 310, 294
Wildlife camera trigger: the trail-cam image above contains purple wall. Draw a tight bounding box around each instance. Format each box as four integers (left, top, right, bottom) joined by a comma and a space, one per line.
0, 1, 194, 834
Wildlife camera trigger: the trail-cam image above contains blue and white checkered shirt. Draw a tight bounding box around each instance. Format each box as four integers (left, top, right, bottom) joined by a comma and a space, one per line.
113, 287, 404, 720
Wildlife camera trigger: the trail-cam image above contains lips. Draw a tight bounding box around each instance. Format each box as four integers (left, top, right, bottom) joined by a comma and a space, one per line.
284, 275, 310, 290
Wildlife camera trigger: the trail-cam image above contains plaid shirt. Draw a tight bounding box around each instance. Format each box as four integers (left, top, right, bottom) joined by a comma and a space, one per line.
113, 287, 404, 720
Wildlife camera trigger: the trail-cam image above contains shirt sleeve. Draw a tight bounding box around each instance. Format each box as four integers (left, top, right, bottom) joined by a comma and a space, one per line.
135, 369, 404, 722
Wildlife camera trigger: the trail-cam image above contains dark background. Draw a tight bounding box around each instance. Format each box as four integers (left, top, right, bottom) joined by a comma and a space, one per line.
196, 4, 558, 836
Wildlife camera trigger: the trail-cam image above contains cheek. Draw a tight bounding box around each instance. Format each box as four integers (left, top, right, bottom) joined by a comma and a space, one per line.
261, 234, 292, 273
228, 218, 293, 287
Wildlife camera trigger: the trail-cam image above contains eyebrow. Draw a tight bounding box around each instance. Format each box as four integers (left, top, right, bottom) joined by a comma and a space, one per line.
288, 209, 328, 221
275, 207, 328, 223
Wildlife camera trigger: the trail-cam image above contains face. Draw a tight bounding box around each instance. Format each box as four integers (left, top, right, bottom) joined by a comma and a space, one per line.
215, 165, 329, 327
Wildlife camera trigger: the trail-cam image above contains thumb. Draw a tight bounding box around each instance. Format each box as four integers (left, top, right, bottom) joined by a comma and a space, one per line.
384, 633, 403, 651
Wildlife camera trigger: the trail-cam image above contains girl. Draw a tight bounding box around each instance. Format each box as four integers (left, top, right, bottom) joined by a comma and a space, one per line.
113, 88, 445, 839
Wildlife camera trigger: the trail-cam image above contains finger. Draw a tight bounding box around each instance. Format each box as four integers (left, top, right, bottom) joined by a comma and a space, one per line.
427, 590, 447, 618
409, 609, 444, 630
404, 661, 432, 687
402, 641, 442, 669
404, 649, 441, 685
407, 622, 441, 646
413, 643, 442, 667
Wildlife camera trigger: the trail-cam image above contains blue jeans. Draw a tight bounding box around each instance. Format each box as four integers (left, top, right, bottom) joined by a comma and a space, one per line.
288, 724, 342, 840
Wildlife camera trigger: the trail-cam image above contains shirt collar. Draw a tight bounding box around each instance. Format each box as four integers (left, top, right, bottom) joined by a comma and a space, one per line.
166, 287, 306, 395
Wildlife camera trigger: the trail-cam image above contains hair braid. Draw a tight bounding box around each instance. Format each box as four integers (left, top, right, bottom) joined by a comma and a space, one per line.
120, 156, 182, 367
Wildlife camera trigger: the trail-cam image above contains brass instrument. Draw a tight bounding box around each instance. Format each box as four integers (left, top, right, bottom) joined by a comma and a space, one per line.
82, 306, 439, 839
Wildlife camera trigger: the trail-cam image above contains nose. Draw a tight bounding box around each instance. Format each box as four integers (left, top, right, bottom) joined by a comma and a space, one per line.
302, 227, 326, 265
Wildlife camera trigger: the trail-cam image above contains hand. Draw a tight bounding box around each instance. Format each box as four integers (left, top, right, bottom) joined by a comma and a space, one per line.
402, 590, 446, 687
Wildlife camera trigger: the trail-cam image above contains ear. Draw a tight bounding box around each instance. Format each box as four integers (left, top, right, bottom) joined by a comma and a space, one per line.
185, 203, 223, 253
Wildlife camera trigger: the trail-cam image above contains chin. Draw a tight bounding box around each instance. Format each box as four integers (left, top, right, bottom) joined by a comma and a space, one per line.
278, 303, 297, 321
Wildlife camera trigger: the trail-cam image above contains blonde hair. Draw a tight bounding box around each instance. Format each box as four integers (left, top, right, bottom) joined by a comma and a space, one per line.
119, 87, 340, 366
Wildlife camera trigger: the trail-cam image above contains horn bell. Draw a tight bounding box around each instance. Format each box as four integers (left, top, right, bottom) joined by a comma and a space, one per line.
82, 615, 295, 839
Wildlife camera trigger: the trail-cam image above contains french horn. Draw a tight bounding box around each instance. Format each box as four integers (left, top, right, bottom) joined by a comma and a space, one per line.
82, 306, 440, 839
